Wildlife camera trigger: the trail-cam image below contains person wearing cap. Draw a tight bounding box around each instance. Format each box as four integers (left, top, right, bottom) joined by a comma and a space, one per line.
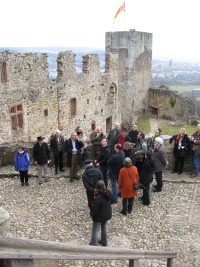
65, 132, 84, 182
33, 136, 50, 185
82, 159, 103, 211
152, 137, 168, 192
50, 129, 65, 175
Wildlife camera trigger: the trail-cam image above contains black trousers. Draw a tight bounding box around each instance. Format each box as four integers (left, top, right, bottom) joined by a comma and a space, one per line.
54, 151, 64, 171
19, 170, 28, 184
100, 165, 108, 188
155, 171, 163, 190
142, 183, 150, 205
136, 161, 143, 177
122, 197, 134, 213
174, 152, 185, 173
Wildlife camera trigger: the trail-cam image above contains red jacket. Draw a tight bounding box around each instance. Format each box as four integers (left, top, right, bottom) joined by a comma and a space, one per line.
118, 166, 139, 198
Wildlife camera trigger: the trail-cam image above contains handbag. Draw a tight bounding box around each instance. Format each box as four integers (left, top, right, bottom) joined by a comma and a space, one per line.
126, 168, 140, 190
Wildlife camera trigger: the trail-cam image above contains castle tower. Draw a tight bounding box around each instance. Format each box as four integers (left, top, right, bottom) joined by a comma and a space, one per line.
105, 29, 152, 127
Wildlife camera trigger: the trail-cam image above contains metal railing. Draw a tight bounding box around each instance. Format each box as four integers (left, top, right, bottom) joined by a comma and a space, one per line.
0, 235, 177, 267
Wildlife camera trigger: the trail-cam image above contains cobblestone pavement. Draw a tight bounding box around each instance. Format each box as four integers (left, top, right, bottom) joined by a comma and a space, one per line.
0, 165, 200, 267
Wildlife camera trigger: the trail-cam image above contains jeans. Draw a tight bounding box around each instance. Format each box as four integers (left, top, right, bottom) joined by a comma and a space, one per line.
110, 178, 118, 202
89, 221, 107, 246
193, 155, 200, 174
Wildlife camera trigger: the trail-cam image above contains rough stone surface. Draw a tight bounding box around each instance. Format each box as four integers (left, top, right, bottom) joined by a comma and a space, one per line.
0, 166, 199, 267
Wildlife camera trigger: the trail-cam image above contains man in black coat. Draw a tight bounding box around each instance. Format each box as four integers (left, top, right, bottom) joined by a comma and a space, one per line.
33, 136, 50, 184
50, 129, 65, 175
82, 159, 103, 211
65, 131, 84, 182
128, 124, 139, 147
169, 128, 191, 175
94, 138, 111, 188
107, 144, 125, 203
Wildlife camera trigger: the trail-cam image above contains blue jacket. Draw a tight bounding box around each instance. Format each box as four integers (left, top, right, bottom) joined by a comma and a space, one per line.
14, 151, 30, 171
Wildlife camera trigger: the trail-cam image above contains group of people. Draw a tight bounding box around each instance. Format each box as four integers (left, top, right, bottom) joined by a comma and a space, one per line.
14, 122, 200, 246
14, 127, 87, 185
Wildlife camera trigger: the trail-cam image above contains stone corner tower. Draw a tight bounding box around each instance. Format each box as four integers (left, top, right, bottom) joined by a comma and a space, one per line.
105, 29, 152, 127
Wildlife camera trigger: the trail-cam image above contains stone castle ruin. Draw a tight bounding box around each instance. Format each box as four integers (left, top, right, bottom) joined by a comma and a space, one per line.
0, 29, 198, 145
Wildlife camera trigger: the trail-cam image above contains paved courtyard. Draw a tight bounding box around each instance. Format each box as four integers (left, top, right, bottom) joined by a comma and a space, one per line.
0, 165, 200, 267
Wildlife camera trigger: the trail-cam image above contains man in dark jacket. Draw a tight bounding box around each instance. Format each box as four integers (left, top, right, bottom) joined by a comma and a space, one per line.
90, 127, 106, 160
128, 124, 139, 147
82, 159, 103, 210
50, 129, 65, 175
169, 128, 191, 175
94, 139, 111, 188
65, 132, 84, 182
153, 137, 168, 192
107, 122, 121, 154
33, 136, 50, 185
107, 144, 125, 203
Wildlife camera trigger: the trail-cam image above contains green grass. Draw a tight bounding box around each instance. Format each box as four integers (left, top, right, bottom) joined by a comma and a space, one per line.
137, 116, 151, 134
160, 123, 196, 136
137, 116, 196, 136
170, 85, 200, 94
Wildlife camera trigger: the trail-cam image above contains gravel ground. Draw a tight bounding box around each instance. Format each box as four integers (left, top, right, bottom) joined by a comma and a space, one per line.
0, 165, 200, 267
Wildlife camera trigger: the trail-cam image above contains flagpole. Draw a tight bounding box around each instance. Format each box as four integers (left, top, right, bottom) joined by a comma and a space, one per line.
124, 1, 126, 31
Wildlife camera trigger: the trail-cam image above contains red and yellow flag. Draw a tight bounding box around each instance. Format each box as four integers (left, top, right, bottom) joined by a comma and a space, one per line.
113, 1, 125, 23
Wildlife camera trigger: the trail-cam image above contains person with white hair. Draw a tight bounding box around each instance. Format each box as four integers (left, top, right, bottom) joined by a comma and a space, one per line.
152, 137, 168, 192
50, 129, 65, 175
65, 131, 84, 182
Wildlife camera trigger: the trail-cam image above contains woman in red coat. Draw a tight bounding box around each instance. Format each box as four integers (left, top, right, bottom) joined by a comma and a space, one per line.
118, 157, 139, 215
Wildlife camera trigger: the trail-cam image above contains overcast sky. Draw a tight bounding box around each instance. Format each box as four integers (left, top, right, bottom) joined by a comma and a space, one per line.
1, 0, 199, 60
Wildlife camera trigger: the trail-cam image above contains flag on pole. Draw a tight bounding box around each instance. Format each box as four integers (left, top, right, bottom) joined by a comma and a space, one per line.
113, 1, 125, 23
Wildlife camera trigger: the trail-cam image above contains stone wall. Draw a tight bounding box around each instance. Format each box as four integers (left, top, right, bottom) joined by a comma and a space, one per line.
0, 50, 121, 144
105, 29, 152, 127
148, 87, 198, 124
0, 52, 58, 143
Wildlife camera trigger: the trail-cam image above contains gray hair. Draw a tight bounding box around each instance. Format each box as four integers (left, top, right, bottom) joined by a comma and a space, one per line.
70, 131, 77, 137
55, 129, 61, 134
124, 157, 132, 167
155, 137, 163, 144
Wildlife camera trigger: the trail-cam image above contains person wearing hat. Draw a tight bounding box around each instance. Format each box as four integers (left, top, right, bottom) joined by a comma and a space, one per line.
33, 136, 50, 185
82, 159, 103, 211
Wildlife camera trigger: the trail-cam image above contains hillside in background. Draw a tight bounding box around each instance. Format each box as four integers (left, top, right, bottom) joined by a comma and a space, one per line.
1, 46, 200, 89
